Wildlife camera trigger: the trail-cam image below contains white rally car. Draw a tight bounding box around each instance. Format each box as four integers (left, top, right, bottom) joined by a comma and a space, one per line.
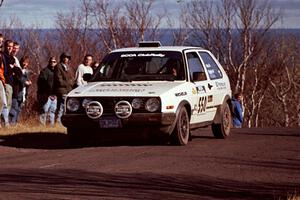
62, 41, 232, 145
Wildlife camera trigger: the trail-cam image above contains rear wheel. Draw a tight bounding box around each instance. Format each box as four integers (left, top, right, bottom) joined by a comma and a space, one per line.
170, 107, 190, 145
212, 103, 231, 138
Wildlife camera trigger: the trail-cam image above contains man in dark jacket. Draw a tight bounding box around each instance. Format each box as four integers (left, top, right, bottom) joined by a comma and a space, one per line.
53, 53, 73, 124
9, 63, 23, 125
231, 92, 243, 128
37, 56, 57, 126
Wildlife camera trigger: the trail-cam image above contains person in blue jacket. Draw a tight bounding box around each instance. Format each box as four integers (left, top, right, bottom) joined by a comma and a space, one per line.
232, 92, 243, 128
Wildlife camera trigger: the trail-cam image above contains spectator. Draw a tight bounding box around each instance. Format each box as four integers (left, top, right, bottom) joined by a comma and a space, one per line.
9, 63, 22, 125
0, 33, 5, 128
74, 54, 93, 87
20, 55, 32, 103
8, 41, 23, 125
1, 40, 15, 127
37, 56, 57, 126
9, 55, 32, 125
0, 80, 4, 128
0, 33, 4, 51
53, 52, 73, 124
231, 92, 244, 128
12, 42, 21, 68
0, 35, 5, 127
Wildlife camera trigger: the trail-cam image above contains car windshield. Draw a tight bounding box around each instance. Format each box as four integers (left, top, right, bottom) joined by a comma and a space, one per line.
90, 51, 185, 82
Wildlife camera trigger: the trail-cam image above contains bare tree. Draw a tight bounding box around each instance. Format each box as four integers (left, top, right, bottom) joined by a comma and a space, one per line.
89, 0, 127, 51
183, 0, 279, 90
125, 0, 163, 42
186, 0, 216, 51
297, 96, 300, 127
167, 3, 190, 46
89, 0, 164, 51
217, 0, 236, 71
269, 68, 292, 127
55, 0, 100, 71
234, 0, 279, 94
245, 63, 268, 127
264, 35, 300, 127
181, 0, 280, 127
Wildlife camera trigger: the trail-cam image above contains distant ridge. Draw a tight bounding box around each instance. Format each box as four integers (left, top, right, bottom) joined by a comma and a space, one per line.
1, 28, 300, 46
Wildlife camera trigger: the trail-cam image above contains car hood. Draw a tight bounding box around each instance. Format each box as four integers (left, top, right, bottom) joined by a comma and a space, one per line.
68, 81, 186, 97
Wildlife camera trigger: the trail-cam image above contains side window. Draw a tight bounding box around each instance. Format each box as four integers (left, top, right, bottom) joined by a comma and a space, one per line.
199, 52, 223, 80
186, 52, 207, 81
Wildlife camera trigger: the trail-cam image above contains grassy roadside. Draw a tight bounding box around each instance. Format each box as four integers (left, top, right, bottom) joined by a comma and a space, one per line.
278, 191, 300, 200
287, 191, 300, 200
0, 120, 66, 136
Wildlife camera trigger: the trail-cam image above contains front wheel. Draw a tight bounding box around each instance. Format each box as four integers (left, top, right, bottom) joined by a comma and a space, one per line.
212, 103, 231, 139
170, 107, 190, 145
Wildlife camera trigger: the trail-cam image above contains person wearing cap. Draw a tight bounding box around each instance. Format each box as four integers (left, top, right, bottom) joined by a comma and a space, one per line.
53, 52, 74, 124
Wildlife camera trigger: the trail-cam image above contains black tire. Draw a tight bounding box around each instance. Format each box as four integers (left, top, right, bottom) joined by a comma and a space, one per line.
212, 103, 232, 139
170, 107, 190, 145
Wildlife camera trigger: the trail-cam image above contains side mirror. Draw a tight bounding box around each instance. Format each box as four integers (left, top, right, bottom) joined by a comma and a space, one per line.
192, 72, 207, 81
83, 73, 92, 81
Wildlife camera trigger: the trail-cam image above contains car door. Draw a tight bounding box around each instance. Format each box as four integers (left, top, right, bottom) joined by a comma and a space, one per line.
185, 50, 214, 125
198, 51, 228, 109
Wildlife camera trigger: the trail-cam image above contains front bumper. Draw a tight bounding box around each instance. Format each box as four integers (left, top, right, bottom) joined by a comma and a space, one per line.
62, 112, 176, 129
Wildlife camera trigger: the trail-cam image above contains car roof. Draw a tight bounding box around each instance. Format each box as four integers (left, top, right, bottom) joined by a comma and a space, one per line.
111, 46, 205, 53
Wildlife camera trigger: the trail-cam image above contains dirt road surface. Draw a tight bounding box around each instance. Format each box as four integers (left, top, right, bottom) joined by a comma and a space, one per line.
0, 127, 299, 199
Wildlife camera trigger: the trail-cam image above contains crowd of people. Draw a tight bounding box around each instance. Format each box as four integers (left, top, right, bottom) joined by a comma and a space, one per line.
0, 34, 32, 128
37, 53, 97, 126
0, 33, 97, 128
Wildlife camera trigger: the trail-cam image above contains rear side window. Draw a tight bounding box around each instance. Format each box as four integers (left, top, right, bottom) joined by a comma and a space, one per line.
199, 52, 223, 80
186, 52, 207, 81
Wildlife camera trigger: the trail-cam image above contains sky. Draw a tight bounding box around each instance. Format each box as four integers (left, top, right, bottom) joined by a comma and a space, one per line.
0, 0, 300, 29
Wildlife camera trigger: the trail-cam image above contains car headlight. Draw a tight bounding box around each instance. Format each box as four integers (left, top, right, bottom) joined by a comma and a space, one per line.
82, 98, 92, 108
145, 98, 160, 112
66, 98, 80, 112
115, 101, 132, 119
131, 98, 143, 109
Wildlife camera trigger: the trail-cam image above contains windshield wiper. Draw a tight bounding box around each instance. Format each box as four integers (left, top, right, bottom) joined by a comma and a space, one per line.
90, 77, 133, 82
129, 74, 175, 81
118, 77, 132, 82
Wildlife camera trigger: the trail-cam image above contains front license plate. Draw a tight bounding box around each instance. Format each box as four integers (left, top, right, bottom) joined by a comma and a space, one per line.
99, 116, 122, 128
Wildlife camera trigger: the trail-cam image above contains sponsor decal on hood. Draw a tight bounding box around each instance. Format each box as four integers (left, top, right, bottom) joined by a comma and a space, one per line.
89, 83, 152, 93
70, 81, 185, 97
